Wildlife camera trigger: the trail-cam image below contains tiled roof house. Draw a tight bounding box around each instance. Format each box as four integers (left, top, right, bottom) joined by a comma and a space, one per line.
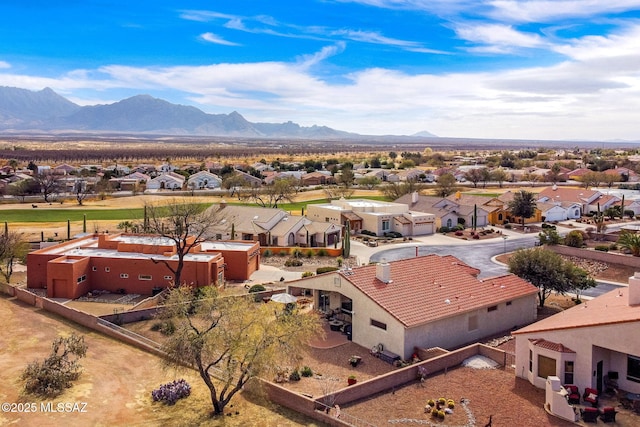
287, 255, 538, 359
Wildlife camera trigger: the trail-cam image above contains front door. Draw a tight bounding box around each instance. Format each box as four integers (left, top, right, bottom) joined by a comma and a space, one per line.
597, 360, 604, 393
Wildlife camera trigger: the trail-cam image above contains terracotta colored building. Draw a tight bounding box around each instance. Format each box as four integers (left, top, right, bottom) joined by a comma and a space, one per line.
27, 233, 260, 299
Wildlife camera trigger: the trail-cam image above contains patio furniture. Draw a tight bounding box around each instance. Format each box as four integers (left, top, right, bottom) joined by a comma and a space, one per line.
583, 387, 599, 407
564, 385, 580, 405
599, 406, 617, 423
581, 407, 599, 423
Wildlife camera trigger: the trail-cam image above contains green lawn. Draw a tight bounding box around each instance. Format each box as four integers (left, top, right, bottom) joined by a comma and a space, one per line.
0, 208, 146, 223
0, 195, 392, 223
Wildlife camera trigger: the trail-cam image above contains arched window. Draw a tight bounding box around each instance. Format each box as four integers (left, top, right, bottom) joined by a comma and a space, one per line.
575, 209, 580, 217
498, 213, 503, 221
288, 233, 295, 246
446, 218, 452, 228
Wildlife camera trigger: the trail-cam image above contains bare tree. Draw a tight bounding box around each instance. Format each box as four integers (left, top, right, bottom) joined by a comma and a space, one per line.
34, 173, 62, 203
142, 199, 221, 286
251, 176, 299, 208
0, 230, 29, 283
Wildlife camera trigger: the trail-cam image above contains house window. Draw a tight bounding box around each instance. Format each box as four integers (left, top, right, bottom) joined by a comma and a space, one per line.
105, 267, 110, 272
164, 275, 173, 280
564, 361, 575, 384
218, 271, 224, 284
446, 218, 453, 228
487, 305, 498, 312
215, 234, 222, 240
538, 355, 556, 379
468, 315, 478, 331
76, 275, 86, 283
627, 355, 640, 383
382, 220, 390, 231
506, 301, 512, 306
529, 350, 533, 373
138, 274, 152, 281
120, 273, 129, 279
370, 319, 387, 330
498, 213, 503, 221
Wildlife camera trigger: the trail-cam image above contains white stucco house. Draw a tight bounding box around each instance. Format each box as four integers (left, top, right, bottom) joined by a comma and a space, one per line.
287, 255, 538, 359
306, 198, 435, 237
146, 172, 185, 190
513, 274, 640, 396
187, 171, 222, 190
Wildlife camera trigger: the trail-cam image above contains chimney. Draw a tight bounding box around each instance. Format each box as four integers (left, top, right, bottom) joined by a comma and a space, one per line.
629, 272, 640, 306
376, 261, 392, 284
411, 191, 419, 204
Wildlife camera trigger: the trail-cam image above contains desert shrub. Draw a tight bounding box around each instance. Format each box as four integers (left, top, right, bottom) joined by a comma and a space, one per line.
336, 256, 344, 267
285, 258, 303, 267
564, 230, 584, 248
595, 245, 609, 252
151, 320, 175, 336
290, 248, 303, 258
504, 223, 512, 229
22, 334, 87, 397
248, 284, 266, 293
301, 271, 314, 278
317, 266, 339, 274
289, 369, 301, 381
262, 249, 273, 257
305, 249, 314, 258
151, 379, 191, 405
316, 248, 328, 256
609, 243, 618, 250
301, 366, 313, 377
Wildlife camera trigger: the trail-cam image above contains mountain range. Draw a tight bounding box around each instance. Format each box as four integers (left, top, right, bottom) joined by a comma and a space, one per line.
0, 86, 438, 139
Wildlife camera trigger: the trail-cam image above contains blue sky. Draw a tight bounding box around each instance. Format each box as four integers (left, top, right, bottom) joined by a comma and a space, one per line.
1, 1, 640, 141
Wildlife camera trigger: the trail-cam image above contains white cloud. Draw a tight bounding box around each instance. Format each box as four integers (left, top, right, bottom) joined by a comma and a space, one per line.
199, 32, 240, 46
487, 0, 640, 23
0, 61, 10, 69
454, 23, 546, 51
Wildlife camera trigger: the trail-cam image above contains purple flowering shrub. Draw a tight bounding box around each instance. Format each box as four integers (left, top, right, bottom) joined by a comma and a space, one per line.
151, 379, 191, 405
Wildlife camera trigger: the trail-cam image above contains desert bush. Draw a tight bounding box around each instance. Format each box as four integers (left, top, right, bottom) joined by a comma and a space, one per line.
594, 245, 609, 252
285, 258, 303, 267
305, 249, 314, 258
564, 230, 584, 248
22, 334, 87, 397
301, 366, 313, 377
248, 284, 266, 293
262, 249, 273, 257
289, 369, 301, 381
316, 248, 328, 256
301, 271, 314, 278
290, 248, 303, 258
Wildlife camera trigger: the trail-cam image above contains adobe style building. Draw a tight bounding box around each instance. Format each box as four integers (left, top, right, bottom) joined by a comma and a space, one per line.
27, 233, 260, 299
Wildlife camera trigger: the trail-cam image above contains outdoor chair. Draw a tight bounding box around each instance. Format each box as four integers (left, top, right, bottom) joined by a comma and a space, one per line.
599, 406, 617, 423
581, 407, 599, 423
583, 387, 599, 407
564, 385, 580, 405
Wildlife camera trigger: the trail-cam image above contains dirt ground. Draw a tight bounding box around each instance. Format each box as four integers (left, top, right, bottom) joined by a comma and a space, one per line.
0, 295, 321, 427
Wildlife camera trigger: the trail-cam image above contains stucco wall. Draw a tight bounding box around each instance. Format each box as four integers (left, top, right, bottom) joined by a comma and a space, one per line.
515, 322, 640, 393
548, 245, 640, 268
405, 294, 536, 357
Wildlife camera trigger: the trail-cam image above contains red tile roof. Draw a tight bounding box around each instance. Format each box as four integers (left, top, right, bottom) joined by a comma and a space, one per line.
340, 255, 538, 328
529, 338, 575, 353
514, 288, 640, 334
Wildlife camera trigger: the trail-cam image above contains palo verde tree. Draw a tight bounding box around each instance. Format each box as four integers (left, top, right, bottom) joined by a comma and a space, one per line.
434, 173, 458, 197
142, 199, 220, 286
507, 190, 537, 229
160, 286, 322, 416
508, 247, 595, 307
